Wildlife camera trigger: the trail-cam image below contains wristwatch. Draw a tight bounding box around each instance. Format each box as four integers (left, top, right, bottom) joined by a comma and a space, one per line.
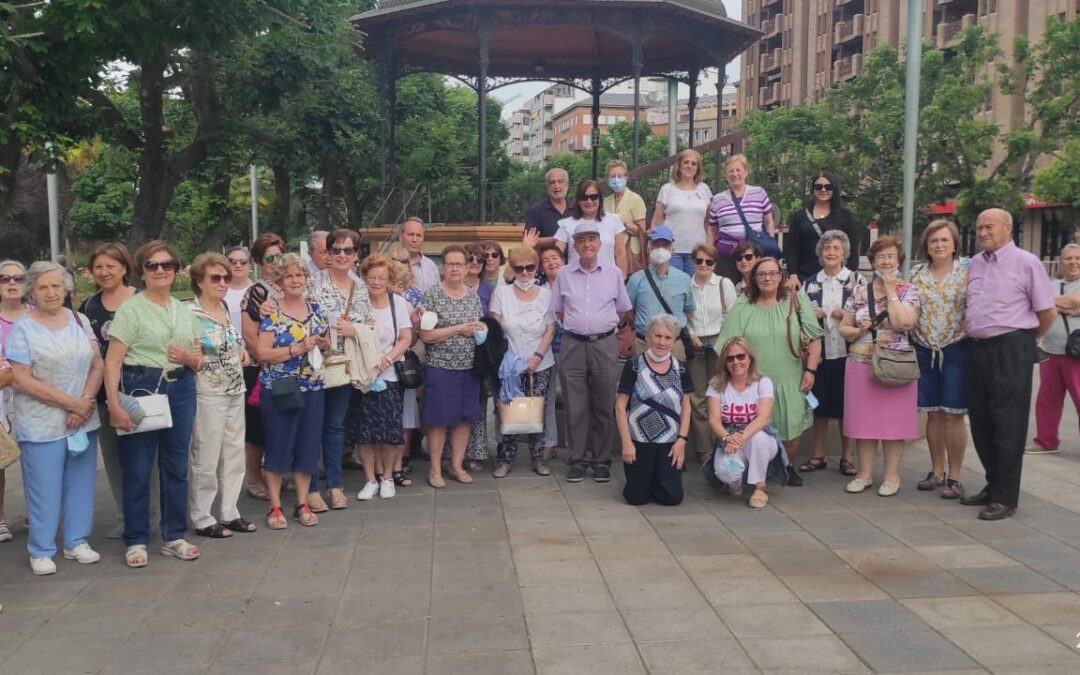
804, 367, 817, 375
677, 434, 688, 442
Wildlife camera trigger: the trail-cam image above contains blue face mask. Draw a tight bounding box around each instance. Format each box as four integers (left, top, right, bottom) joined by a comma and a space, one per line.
67, 430, 90, 456
369, 377, 387, 393
608, 177, 627, 193
474, 328, 488, 346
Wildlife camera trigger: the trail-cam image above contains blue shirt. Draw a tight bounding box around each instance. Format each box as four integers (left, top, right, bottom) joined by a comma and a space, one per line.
626, 266, 696, 336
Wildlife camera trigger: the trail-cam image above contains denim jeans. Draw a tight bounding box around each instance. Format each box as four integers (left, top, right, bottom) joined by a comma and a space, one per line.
311, 384, 351, 493
670, 252, 696, 276
117, 367, 197, 546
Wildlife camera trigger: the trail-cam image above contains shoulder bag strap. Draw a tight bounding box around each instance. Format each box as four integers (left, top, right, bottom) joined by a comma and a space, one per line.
1061, 282, 1071, 333
867, 281, 879, 343
389, 291, 399, 335
729, 190, 753, 238
719, 278, 728, 315
785, 292, 806, 360
805, 209, 823, 238
644, 269, 675, 316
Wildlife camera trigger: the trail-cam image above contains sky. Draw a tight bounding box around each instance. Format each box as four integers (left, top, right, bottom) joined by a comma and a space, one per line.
493, 0, 743, 116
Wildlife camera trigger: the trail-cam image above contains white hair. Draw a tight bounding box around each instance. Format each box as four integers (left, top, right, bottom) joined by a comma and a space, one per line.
23, 260, 73, 299
645, 313, 680, 337
815, 229, 851, 260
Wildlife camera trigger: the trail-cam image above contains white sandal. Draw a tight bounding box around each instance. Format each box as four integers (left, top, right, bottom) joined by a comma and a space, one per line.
161, 539, 201, 561
125, 544, 148, 568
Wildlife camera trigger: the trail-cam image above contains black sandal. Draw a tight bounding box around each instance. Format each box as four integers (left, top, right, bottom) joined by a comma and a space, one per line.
223, 517, 257, 533
195, 523, 234, 539
392, 470, 413, 487
839, 458, 858, 476
799, 457, 827, 472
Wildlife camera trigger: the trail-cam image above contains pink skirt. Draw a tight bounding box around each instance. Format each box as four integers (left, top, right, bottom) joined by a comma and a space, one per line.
842, 358, 918, 440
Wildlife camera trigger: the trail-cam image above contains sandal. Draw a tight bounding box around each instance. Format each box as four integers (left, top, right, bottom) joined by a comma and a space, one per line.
125, 544, 148, 569
294, 504, 319, 527
246, 483, 269, 501
838, 458, 858, 476
799, 457, 827, 472
195, 523, 233, 539
224, 518, 257, 533
161, 539, 201, 561
307, 492, 329, 513
392, 470, 413, 487
450, 470, 474, 485
267, 506, 287, 530
329, 488, 349, 510
749, 487, 769, 509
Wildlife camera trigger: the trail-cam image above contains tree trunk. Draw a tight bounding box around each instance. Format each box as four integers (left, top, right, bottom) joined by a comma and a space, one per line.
193, 159, 234, 252
272, 159, 290, 231
342, 170, 362, 230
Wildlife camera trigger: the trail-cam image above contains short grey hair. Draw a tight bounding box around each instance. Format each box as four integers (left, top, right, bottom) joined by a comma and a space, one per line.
545, 168, 569, 183
309, 230, 329, 249
0, 260, 26, 274
645, 313, 680, 338
23, 260, 73, 299
1060, 243, 1080, 257
815, 229, 851, 261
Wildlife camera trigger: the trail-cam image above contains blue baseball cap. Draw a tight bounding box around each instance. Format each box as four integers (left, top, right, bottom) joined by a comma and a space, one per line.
649, 225, 675, 242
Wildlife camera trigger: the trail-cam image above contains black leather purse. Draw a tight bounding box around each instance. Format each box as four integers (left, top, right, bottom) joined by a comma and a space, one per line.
1059, 283, 1080, 361
389, 293, 424, 389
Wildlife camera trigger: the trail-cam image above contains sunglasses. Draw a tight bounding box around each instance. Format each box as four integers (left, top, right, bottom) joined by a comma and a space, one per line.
227, 257, 250, 266
579, 193, 602, 202
737, 253, 757, 262
263, 253, 283, 263
144, 260, 179, 273
207, 273, 233, 284
725, 353, 748, 363
512, 264, 537, 274
0, 274, 25, 284
466, 255, 484, 264
392, 258, 410, 264
694, 257, 715, 266
330, 246, 355, 256
484, 252, 501, 260
813, 183, 834, 192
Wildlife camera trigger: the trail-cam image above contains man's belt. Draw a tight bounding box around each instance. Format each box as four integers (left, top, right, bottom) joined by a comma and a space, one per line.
566, 328, 616, 343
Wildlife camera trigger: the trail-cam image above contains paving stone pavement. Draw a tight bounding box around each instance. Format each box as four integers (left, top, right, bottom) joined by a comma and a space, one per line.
0, 393, 1079, 674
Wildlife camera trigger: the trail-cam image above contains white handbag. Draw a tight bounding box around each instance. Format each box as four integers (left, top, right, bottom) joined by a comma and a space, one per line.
116, 392, 173, 436
497, 372, 545, 435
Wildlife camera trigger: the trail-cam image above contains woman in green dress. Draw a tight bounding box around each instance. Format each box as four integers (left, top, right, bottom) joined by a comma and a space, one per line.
716, 257, 823, 486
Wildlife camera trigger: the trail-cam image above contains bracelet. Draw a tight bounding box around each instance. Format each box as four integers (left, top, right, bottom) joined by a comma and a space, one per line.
677, 434, 688, 442
533, 351, 544, 359
804, 367, 817, 375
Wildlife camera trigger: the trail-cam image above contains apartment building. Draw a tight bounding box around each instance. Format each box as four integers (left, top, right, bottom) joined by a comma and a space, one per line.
503, 83, 577, 167
647, 89, 740, 146
549, 94, 645, 155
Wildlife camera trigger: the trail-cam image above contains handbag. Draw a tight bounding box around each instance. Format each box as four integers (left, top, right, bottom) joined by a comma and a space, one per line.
389, 292, 424, 389
322, 285, 355, 388
269, 376, 304, 412
1059, 283, 1080, 361
0, 424, 19, 470
866, 283, 920, 386
497, 372, 545, 435
731, 192, 782, 259
116, 367, 174, 436
785, 292, 813, 361
644, 269, 695, 360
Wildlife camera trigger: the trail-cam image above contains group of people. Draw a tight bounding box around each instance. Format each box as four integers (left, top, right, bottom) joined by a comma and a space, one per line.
0, 150, 1062, 578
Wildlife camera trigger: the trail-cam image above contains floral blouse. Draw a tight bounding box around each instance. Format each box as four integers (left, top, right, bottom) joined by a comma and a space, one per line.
845, 280, 920, 365
422, 285, 483, 371
805, 268, 864, 361
191, 299, 245, 396
306, 270, 372, 354
258, 302, 329, 392
909, 258, 968, 351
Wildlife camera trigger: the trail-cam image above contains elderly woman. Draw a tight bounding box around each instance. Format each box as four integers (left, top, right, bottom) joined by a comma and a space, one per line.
189, 253, 254, 537
800, 230, 862, 477
839, 235, 920, 495
480, 240, 506, 286
605, 159, 648, 279
687, 242, 737, 460
1029, 242, 1080, 456
615, 314, 691, 506
716, 256, 823, 486
556, 179, 628, 271
241, 232, 286, 501
223, 245, 253, 332
732, 240, 763, 296
421, 245, 486, 487
79, 244, 145, 540
707, 154, 776, 280
348, 254, 413, 500
105, 240, 203, 567
305, 228, 373, 512
7, 262, 103, 574
706, 337, 780, 507
784, 171, 860, 286
258, 253, 330, 529
910, 220, 970, 497
0, 259, 28, 544
491, 246, 556, 477
652, 149, 713, 275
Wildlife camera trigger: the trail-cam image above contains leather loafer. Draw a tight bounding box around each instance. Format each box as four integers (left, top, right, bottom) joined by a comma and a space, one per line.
960, 489, 991, 506
978, 503, 1016, 521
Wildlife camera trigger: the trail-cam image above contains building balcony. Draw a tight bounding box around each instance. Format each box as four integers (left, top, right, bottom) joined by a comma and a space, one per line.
936, 13, 977, 48
836, 0, 863, 7
832, 54, 863, 82
834, 14, 864, 44
759, 82, 781, 106
762, 0, 783, 7
762, 14, 782, 39
760, 48, 782, 74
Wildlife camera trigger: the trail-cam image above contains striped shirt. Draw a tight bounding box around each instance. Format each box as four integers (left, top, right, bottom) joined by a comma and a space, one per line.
707, 185, 773, 249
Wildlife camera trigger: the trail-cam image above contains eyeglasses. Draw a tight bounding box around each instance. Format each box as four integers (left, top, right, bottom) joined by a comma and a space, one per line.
263, 253, 283, 264
143, 260, 179, 273
0, 274, 25, 284
725, 353, 748, 363
512, 264, 537, 274
579, 193, 602, 202
330, 246, 355, 256
755, 270, 781, 279
813, 183, 834, 192
207, 273, 233, 284
392, 258, 410, 264
485, 252, 501, 260
694, 258, 715, 266
227, 257, 250, 266
466, 255, 483, 264
444, 262, 466, 269
737, 253, 757, 262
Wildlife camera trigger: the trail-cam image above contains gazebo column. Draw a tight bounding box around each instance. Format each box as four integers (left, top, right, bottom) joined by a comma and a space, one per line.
590, 75, 601, 179
631, 18, 643, 170
714, 73, 725, 187
687, 67, 699, 148
377, 37, 396, 200
477, 11, 491, 223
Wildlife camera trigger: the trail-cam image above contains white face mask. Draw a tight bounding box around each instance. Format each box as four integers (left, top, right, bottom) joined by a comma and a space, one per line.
649, 247, 672, 266
514, 278, 535, 291
645, 348, 671, 363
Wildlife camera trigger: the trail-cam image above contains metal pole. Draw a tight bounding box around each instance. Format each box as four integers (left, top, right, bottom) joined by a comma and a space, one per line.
478, 10, 491, 223
687, 67, 699, 148
46, 168, 60, 261
250, 164, 259, 242
715, 73, 725, 187
591, 76, 601, 179
667, 78, 678, 156
631, 17, 643, 170
900, 1, 924, 276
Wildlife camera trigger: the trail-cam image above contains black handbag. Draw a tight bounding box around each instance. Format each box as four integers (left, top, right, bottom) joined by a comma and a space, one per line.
1059, 283, 1080, 361
389, 293, 424, 388
731, 192, 782, 259
643, 268, 695, 360
269, 376, 303, 412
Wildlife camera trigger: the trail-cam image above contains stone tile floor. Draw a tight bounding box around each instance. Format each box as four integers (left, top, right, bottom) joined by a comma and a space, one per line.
0, 404, 1079, 673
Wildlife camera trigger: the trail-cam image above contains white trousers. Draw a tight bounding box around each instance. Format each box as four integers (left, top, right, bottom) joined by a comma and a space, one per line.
188, 392, 246, 529
714, 431, 778, 486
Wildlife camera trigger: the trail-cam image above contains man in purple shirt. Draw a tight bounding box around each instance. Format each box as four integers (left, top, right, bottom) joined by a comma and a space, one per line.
961, 208, 1056, 520
550, 223, 632, 482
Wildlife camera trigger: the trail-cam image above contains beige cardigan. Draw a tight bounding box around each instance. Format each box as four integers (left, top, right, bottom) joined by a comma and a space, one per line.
343, 323, 383, 392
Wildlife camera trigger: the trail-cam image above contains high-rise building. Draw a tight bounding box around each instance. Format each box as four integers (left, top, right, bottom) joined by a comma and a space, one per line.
503, 84, 577, 167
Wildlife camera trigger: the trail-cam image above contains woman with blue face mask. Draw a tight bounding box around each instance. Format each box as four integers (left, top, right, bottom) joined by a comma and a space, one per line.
604, 159, 648, 279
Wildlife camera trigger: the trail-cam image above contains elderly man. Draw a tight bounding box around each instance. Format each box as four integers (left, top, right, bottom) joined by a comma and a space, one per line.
308, 231, 330, 274
626, 226, 694, 361
961, 208, 1056, 520
400, 216, 440, 293
524, 168, 572, 248
550, 223, 632, 482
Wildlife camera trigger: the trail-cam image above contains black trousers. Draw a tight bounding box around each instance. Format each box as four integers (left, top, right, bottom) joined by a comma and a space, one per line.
967, 329, 1035, 509
622, 441, 684, 506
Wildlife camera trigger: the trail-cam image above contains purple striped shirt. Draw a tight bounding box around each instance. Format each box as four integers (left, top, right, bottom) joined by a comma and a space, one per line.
549, 261, 632, 336
707, 185, 773, 246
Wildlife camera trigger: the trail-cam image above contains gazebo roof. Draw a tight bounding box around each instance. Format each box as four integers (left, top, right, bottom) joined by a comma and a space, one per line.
351, 0, 760, 81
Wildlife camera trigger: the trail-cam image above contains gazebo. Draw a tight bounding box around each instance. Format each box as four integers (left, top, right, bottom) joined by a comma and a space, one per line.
352, 0, 760, 221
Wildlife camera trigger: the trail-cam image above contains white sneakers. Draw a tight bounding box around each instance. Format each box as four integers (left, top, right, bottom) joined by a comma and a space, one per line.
30, 557, 56, 576
64, 543, 102, 564
379, 478, 396, 499
356, 481, 380, 501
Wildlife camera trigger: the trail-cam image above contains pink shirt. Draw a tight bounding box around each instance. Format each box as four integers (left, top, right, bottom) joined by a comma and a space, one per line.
964, 241, 1054, 339
549, 261, 632, 336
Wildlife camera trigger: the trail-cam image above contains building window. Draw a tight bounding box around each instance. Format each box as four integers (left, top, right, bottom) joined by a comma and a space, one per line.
583, 113, 591, 125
